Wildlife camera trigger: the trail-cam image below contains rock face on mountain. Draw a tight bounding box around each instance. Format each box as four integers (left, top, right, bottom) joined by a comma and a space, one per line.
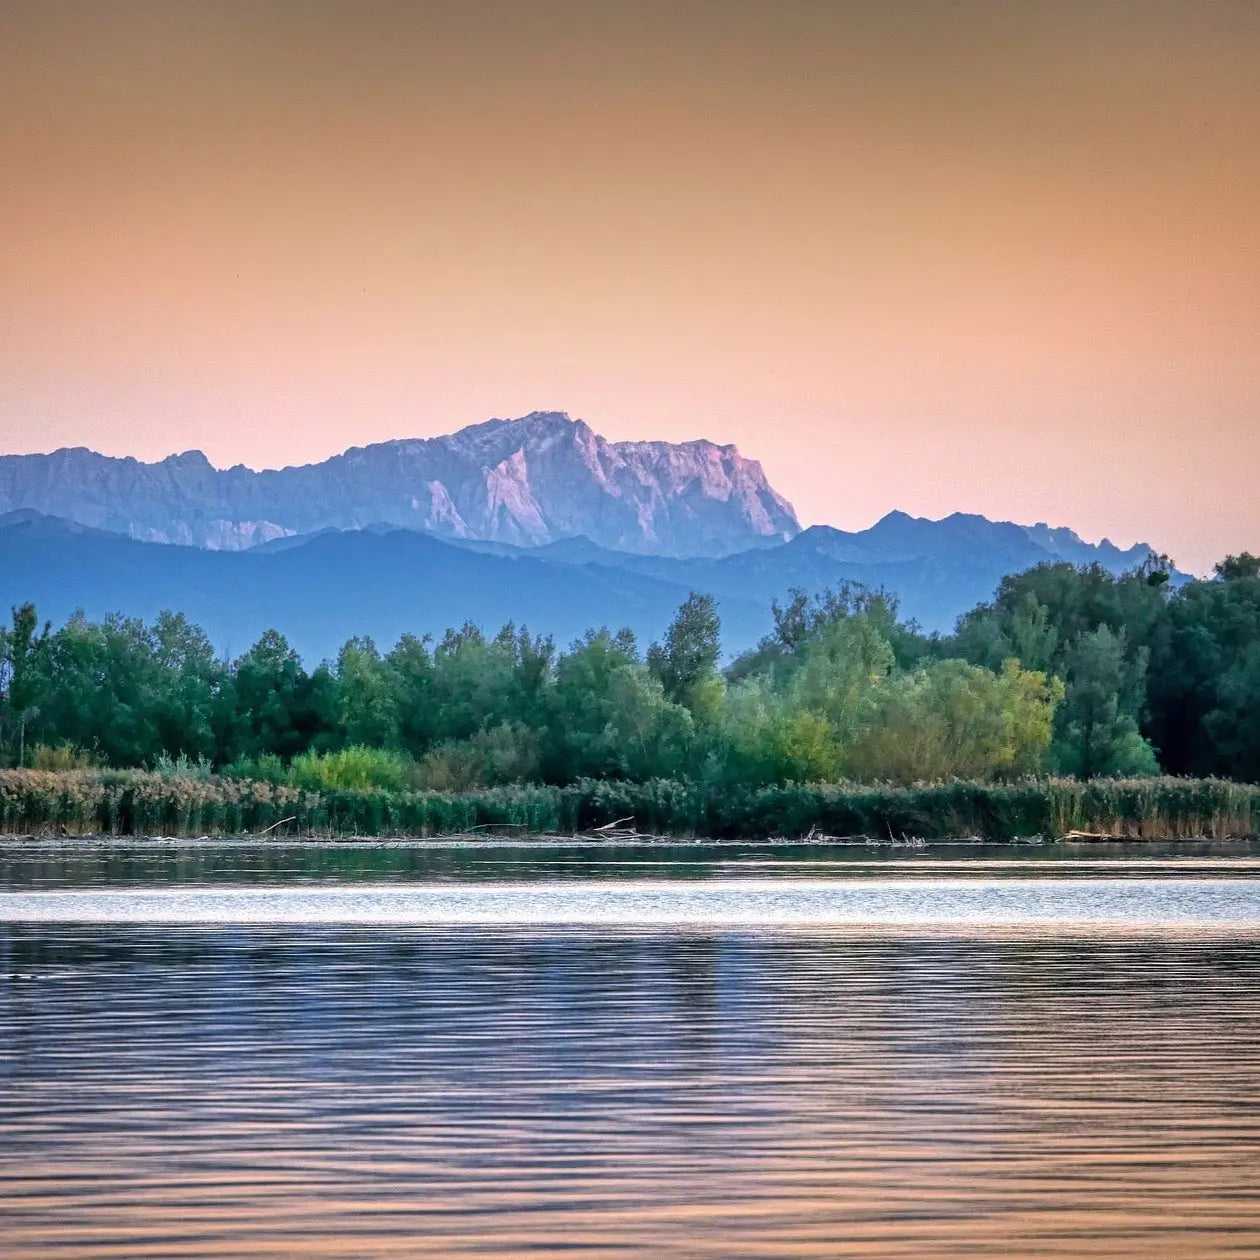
0, 412, 800, 557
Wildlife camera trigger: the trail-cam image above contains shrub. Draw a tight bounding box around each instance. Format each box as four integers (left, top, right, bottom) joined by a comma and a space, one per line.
152, 751, 214, 780
289, 746, 413, 792
30, 744, 101, 771
413, 741, 487, 792
220, 753, 287, 783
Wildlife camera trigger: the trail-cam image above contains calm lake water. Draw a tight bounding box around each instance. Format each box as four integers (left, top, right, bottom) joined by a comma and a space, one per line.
3, 838, 1260, 1257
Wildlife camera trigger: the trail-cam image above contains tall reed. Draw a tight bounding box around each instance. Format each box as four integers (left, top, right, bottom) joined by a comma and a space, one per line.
0, 769, 1256, 841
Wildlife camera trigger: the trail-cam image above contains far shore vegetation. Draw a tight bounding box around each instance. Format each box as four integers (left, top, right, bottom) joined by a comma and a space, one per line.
1, 550, 1257, 840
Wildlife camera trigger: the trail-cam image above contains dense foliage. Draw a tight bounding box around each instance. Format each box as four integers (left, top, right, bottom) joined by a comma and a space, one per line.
0, 548, 1257, 788
946, 552, 1260, 781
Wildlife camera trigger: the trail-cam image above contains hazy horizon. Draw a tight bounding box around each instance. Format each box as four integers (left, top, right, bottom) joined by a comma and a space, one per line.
2, 1, 1256, 573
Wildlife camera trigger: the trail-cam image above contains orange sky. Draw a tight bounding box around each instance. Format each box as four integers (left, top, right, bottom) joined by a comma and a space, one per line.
1, 1, 1256, 573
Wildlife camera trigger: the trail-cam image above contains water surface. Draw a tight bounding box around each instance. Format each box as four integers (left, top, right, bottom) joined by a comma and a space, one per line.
3, 839, 1259, 1257
4, 834, 1260, 890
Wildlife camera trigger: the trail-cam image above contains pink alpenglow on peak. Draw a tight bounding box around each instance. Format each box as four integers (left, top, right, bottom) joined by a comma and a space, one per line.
0, 412, 801, 558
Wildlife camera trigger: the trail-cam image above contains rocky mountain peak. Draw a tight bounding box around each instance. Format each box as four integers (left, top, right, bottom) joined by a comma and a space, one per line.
0, 413, 801, 557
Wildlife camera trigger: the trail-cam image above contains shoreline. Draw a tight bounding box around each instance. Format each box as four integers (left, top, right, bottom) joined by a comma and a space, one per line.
3, 832, 1259, 853
3, 769, 1258, 843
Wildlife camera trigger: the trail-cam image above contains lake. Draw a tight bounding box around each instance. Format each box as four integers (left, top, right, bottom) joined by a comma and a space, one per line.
3, 838, 1260, 1257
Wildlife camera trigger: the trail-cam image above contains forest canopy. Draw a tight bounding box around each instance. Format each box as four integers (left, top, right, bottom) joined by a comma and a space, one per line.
1, 554, 1258, 789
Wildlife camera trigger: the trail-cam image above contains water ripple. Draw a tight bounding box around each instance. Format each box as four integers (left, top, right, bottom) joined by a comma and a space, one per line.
3, 847, 1260, 1256
3, 877, 1260, 931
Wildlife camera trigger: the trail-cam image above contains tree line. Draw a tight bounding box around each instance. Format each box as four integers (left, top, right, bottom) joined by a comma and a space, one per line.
0, 549, 1257, 788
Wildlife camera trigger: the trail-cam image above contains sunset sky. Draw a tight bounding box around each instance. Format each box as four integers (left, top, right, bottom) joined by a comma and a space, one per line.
1, 0, 1256, 573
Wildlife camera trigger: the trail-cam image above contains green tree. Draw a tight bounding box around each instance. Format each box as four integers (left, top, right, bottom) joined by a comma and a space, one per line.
717, 593, 901, 785
1053, 626, 1158, 778
385, 633, 435, 755
15, 611, 100, 759
150, 611, 223, 760
1215, 553, 1260, 581
784, 608, 896, 747
1200, 642, 1260, 781
0, 603, 49, 765
549, 628, 691, 780
228, 630, 333, 760
1147, 569, 1260, 775
951, 562, 1167, 674
334, 636, 399, 749
845, 658, 1062, 784
647, 593, 721, 706
735, 585, 923, 678
25, 613, 167, 766
414, 622, 554, 748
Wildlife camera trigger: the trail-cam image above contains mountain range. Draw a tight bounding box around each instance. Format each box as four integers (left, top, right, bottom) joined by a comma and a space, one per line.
0, 412, 797, 557
0, 410, 1170, 660
0, 509, 773, 663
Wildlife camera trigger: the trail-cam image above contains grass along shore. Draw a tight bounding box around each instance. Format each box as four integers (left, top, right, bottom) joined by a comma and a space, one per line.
1, 769, 1258, 842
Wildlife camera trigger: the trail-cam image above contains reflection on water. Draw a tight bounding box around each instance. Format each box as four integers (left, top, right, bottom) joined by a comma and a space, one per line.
4, 835, 1260, 890
2, 842, 1260, 1257
5, 877, 1260, 931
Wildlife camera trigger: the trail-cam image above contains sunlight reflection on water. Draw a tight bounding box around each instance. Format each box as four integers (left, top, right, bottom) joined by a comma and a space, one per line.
3, 877, 1260, 931
3, 844, 1260, 1257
